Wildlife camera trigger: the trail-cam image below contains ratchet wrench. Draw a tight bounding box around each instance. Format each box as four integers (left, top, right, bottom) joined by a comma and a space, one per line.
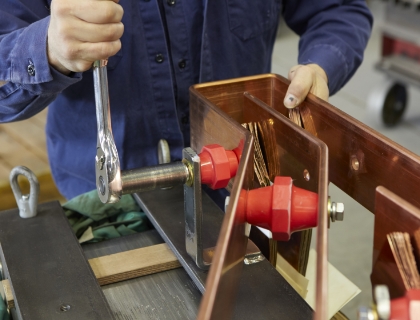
93, 59, 122, 203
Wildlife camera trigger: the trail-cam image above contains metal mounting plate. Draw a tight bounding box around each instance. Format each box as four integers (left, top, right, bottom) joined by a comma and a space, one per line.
0, 201, 114, 320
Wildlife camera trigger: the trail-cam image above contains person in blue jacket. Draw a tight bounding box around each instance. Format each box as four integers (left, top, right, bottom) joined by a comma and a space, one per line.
0, 0, 372, 200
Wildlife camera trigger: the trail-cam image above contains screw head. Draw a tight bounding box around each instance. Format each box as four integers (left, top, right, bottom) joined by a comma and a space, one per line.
60, 304, 71, 312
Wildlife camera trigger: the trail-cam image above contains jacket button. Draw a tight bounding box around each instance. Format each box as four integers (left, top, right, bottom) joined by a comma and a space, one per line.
167, 0, 176, 5
178, 59, 186, 69
155, 54, 164, 63
27, 63, 35, 76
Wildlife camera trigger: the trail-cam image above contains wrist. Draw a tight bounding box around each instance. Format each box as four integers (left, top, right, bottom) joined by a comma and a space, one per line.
46, 33, 72, 75
306, 64, 328, 84
47, 51, 72, 75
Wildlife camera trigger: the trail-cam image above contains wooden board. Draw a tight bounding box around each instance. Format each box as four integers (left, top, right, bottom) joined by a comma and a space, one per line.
1, 278, 14, 309
0, 129, 47, 180
89, 243, 182, 286
2, 242, 181, 309
0, 109, 65, 210
0, 110, 48, 163
0, 109, 49, 175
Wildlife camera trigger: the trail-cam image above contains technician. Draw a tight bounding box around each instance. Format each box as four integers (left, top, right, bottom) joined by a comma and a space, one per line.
0, 0, 372, 199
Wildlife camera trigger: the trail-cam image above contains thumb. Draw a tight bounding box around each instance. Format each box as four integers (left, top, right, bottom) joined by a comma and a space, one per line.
284, 65, 312, 109
283, 64, 329, 109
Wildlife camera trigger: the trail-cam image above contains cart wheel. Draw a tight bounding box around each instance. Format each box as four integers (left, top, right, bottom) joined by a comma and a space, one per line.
381, 83, 407, 127
367, 79, 408, 127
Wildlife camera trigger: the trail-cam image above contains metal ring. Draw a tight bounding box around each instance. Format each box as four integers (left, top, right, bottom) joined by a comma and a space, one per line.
158, 139, 171, 164
9, 166, 40, 218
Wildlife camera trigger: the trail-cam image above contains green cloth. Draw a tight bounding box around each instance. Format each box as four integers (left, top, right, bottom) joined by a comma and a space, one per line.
63, 190, 151, 243
0, 273, 10, 320
0, 298, 8, 320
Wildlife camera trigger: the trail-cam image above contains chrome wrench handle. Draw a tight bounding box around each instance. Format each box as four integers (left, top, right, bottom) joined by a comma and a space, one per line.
93, 59, 122, 203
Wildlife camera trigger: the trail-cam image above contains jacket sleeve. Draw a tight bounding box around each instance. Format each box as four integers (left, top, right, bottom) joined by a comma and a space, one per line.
282, 0, 373, 95
0, 1, 82, 123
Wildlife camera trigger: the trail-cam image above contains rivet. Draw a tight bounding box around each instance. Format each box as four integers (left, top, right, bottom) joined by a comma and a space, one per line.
303, 169, 310, 181
351, 157, 360, 171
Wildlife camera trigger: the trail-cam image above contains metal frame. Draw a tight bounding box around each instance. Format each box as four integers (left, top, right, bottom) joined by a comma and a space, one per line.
183, 148, 211, 269
188, 73, 420, 319
189, 74, 329, 320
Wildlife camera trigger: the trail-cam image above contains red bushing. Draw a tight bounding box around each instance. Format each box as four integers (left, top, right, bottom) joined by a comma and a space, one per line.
199, 144, 239, 189
271, 176, 293, 241
244, 176, 318, 241
390, 289, 420, 320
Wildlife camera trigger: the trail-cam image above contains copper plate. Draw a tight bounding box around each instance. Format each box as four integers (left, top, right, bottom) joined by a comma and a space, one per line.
190, 74, 329, 320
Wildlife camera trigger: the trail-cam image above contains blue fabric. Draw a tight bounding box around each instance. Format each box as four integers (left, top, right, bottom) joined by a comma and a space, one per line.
0, 0, 372, 200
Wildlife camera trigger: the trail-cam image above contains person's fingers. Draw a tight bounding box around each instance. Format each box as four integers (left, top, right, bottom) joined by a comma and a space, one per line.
48, 0, 124, 73
284, 65, 313, 108
73, 1, 124, 24
69, 21, 124, 43
309, 77, 329, 101
76, 40, 122, 64
283, 64, 329, 109
305, 64, 329, 101
52, 40, 122, 72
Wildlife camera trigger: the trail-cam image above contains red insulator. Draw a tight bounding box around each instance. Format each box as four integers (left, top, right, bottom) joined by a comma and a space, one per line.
244, 176, 318, 241
198, 144, 239, 189
390, 289, 420, 320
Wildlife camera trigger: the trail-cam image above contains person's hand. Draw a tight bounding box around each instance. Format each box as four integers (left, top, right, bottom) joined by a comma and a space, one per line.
47, 0, 124, 74
283, 64, 329, 109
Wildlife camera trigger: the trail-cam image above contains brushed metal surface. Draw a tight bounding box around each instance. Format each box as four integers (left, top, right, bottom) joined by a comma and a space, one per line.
0, 201, 114, 320
121, 162, 188, 194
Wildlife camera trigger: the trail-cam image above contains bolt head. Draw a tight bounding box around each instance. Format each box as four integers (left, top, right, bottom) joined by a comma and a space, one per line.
335, 202, 344, 221
374, 285, 390, 320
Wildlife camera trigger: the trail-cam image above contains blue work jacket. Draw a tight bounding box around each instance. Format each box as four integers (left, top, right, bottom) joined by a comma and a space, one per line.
0, 0, 372, 199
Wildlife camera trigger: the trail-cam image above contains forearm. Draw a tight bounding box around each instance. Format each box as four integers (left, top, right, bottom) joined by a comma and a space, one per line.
283, 0, 373, 95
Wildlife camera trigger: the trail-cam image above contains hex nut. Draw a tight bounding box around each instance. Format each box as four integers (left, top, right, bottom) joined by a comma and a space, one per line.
201, 144, 231, 189
271, 176, 292, 241
335, 202, 345, 221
